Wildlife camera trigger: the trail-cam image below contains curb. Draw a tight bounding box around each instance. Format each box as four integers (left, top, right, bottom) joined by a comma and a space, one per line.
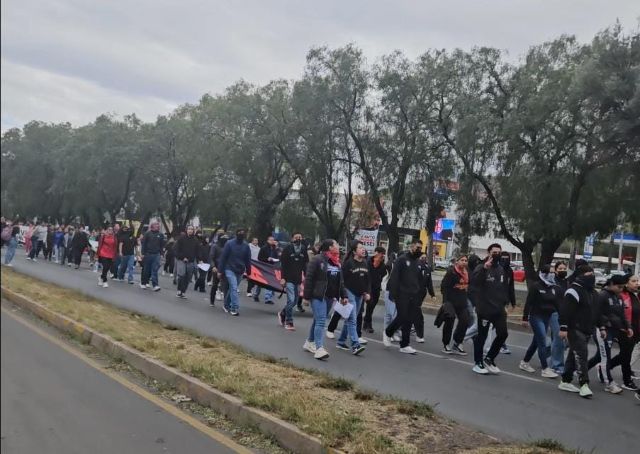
1, 286, 343, 454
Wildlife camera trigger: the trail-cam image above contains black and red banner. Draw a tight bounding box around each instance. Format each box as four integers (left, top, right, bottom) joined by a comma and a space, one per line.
246, 260, 284, 293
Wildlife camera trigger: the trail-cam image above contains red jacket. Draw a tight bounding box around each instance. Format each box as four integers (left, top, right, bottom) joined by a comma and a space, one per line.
98, 234, 117, 259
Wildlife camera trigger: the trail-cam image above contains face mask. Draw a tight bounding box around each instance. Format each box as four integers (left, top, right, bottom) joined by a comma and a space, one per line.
500, 257, 510, 267
412, 249, 422, 259
294, 239, 301, 245
236, 233, 245, 242
556, 271, 567, 279
576, 274, 596, 290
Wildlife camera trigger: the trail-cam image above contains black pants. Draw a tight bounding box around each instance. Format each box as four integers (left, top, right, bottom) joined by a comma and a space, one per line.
473, 310, 508, 363
99, 257, 113, 283
44, 244, 53, 260
247, 279, 255, 294
442, 302, 471, 346
385, 293, 422, 348
609, 334, 635, 384
209, 272, 221, 304
29, 240, 43, 259
588, 331, 614, 383
194, 268, 207, 292
562, 330, 590, 386
177, 262, 195, 294
73, 249, 83, 267
363, 287, 382, 330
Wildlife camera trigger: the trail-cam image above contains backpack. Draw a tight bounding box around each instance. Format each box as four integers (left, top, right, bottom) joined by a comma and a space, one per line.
1, 226, 11, 242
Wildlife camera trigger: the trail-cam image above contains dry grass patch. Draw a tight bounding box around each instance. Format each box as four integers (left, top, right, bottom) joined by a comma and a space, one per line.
1, 270, 563, 454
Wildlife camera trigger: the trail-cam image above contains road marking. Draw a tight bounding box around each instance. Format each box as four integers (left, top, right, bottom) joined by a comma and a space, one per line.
363, 337, 544, 383
1, 306, 252, 454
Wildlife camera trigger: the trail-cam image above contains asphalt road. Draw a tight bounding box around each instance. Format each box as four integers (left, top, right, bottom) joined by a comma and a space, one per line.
4, 254, 639, 453
0, 303, 246, 454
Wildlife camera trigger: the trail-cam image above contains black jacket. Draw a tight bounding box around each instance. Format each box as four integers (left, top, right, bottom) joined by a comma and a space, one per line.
522, 280, 560, 321
622, 290, 640, 342
258, 244, 278, 263
175, 234, 200, 262
440, 266, 468, 308
197, 241, 210, 263
387, 253, 422, 300
471, 262, 510, 318
70, 231, 88, 250
303, 254, 347, 301
559, 283, 597, 334
209, 244, 224, 270
141, 230, 164, 255
502, 265, 516, 308
598, 289, 630, 332
367, 257, 387, 291
418, 263, 435, 298
342, 257, 371, 296
280, 243, 308, 284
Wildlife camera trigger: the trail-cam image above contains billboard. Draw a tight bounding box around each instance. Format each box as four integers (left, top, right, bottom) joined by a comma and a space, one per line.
433, 218, 455, 242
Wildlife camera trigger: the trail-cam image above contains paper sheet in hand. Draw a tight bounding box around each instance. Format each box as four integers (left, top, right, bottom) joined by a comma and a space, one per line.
333, 302, 354, 319
88, 240, 98, 251
197, 263, 211, 272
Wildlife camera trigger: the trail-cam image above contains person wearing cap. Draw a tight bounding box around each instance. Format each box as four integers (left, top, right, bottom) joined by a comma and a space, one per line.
558, 265, 598, 398
611, 274, 639, 391
588, 274, 633, 394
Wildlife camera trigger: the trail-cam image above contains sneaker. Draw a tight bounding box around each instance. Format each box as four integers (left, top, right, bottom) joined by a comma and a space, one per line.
223, 306, 230, 314
296, 305, 305, 313
500, 345, 511, 355
209, 300, 215, 307
140, 284, 147, 289
284, 323, 296, 331
484, 358, 501, 374
176, 291, 184, 298
416, 337, 425, 343
246, 292, 252, 297
399, 346, 417, 354
352, 345, 366, 356
358, 337, 368, 345
102, 282, 109, 288
152, 286, 161, 292
303, 340, 317, 354
519, 361, 536, 374
558, 382, 580, 393
336, 343, 350, 351
161, 271, 166, 276
326, 330, 335, 339
452, 344, 467, 356
392, 334, 401, 343
473, 362, 489, 375
604, 381, 623, 394
541, 368, 559, 379
128, 280, 134, 284
230, 311, 239, 316
265, 300, 274, 305
5, 263, 14, 268
253, 296, 260, 303
365, 327, 375, 334
621, 382, 639, 391
442, 345, 453, 354
635, 390, 640, 402
98, 279, 103, 286
277, 311, 286, 327
68, 263, 72, 267
314, 347, 329, 360
383, 334, 392, 347
580, 384, 594, 398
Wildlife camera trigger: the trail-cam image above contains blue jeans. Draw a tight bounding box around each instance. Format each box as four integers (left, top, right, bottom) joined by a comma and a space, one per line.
383, 291, 397, 331
4, 237, 17, 264
141, 253, 161, 287
264, 288, 274, 302
308, 298, 333, 349
283, 282, 300, 323
112, 255, 121, 276
524, 314, 551, 369
338, 290, 362, 346
118, 255, 135, 282
224, 270, 243, 312
549, 311, 565, 373
464, 300, 478, 341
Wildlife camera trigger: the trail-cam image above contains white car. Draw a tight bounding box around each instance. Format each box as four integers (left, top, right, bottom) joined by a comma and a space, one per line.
594, 270, 607, 287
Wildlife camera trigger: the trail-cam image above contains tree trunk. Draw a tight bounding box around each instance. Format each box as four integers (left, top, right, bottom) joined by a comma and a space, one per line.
538, 238, 563, 270
386, 225, 401, 255
253, 205, 274, 244
521, 245, 538, 288
569, 239, 578, 270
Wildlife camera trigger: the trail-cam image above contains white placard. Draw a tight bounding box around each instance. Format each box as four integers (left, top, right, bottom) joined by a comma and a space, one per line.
333, 301, 354, 319
355, 229, 379, 255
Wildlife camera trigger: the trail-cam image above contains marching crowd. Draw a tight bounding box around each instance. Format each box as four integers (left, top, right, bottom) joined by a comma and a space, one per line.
2, 216, 639, 401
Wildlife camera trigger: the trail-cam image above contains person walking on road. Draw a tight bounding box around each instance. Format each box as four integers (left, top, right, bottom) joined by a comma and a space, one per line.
247, 237, 260, 296
549, 261, 569, 374
70, 226, 89, 269
218, 228, 251, 316
139, 220, 164, 291
28, 221, 47, 261
363, 246, 387, 334
256, 236, 279, 305
384, 239, 424, 355
518, 264, 561, 378
53, 226, 65, 264
558, 265, 598, 398
302, 239, 348, 360
439, 253, 471, 355
96, 226, 117, 288
2, 222, 20, 267
209, 234, 228, 306
611, 274, 639, 391
277, 232, 308, 331
174, 225, 199, 299
117, 225, 137, 284
414, 253, 436, 343
193, 231, 209, 293
471, 243, 510, 375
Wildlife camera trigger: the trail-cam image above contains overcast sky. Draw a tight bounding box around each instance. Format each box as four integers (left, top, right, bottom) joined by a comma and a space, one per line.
1, 0, 638, 131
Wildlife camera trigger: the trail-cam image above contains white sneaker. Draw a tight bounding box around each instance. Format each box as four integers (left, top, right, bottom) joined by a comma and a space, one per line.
161, 271, 165, 276
358, 337, 368, 345
383, 334, 392, 347
102, 282, 109, 288
473, 363, 489, 375
314, 347, 329, 360
519, 361, 536, 374
558, 382, 580, 393
98, 279, 103, 286
416, 337, 425, 343
246, 292, 252, 297
580, 384, 594, 398
326, 330, 335, 339
392, 334, 401, 342
303, 340, 317, 354
152, 286, 161, 292
140, 284, 147, 289
484, 358, 501, 374
399, 346, 417, 354
541, 368, 559, 379
605, 381, 623, 395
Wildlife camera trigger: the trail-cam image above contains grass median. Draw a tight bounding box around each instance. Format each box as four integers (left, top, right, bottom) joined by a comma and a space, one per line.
1, 270, 567, 454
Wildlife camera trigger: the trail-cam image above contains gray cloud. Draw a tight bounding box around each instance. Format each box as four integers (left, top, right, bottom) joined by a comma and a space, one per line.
2, 0, 638, 131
